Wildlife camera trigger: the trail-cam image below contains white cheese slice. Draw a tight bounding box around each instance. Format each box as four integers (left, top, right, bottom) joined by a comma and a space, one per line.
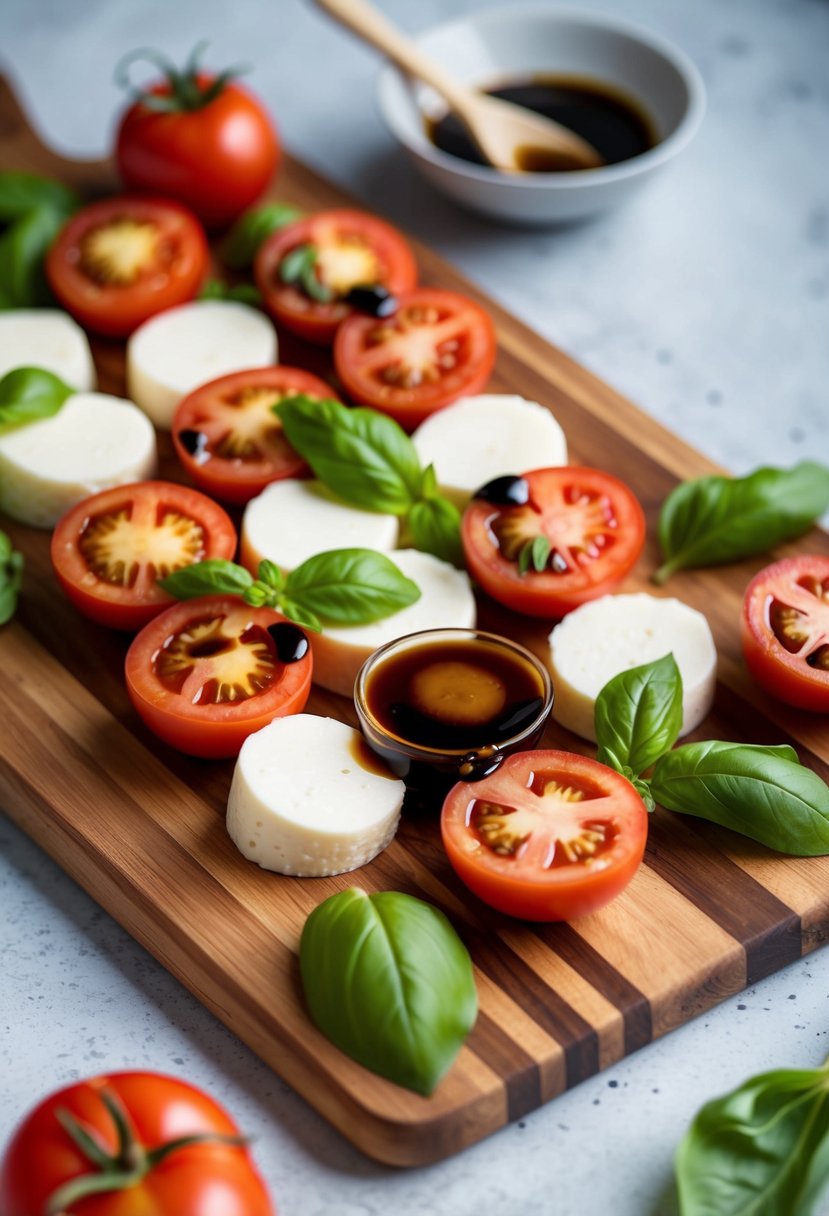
0, 392, 157, 528
126, 300, 278, 429
548, 593, 717, 742
412, 394, 568, 506
0, 310, 96, 390
240, 478, 398, 573
312, 548, 477, 698
227, 714, 404, 876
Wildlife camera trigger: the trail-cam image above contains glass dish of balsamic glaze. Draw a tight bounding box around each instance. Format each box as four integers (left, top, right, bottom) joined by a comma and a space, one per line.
426, 74, 656, 172
354, 628, 553, 808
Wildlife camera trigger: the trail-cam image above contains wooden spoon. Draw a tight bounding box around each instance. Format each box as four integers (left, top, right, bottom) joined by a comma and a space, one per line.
315, 0, 604, 172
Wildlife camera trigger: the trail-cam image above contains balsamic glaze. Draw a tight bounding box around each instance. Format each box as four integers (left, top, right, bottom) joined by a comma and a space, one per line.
177, 429, 210, 464
474, 475, 530, 506
344, 284, 399, 317
268, 622, 310, 664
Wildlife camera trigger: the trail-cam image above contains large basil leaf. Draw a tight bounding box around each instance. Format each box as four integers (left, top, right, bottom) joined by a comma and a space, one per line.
284, 548, 420, 625
0, 172, 78, 221
221, 201, 303, 269
276, 395, 423, 514
650, 740, 829, 855
300, 888, 478, 1095
0, 173, 79, 310
676, 1063, 829, 1215
595, 654, 684, 778
0, 367, 73, 430
158, 558, 254, 600
654, 462, 829, 584
0, 531, 23, 626
408, 495, 463, 567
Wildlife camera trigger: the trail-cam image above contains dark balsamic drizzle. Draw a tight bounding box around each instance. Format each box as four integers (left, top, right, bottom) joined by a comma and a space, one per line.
344, 284, 399, 317
177, 429, 210, 464
474, 475, 530, 506
268, 622, 310, 663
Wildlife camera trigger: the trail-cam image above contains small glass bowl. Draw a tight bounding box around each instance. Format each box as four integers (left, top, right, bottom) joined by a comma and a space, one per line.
354, 627, 554, 809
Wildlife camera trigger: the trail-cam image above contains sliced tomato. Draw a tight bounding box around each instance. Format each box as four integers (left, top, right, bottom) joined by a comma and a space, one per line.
334, 289, 496, 429
441, 750, 648, 921
125, 594, 312, 757
51, 482, 237, 631
462, 466, 645, 618
254, 209, 418, 345
172, 366, 335, 504
741, 555, 829, 712
46, 195, 208, 337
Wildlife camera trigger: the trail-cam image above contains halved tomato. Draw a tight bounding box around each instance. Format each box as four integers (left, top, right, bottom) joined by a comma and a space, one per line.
334, 289, 496, 429
742, 555, 829, 712
462, 467, 645, 618
172, 366, 336, 504
51, 482, 237, 632
441, 750, 648, 921
254, 209, 418, 345
46, 195, 208, 337
126, 595, 312, 757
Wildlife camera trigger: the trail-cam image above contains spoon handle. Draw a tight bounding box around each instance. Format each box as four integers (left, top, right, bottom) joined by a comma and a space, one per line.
314, 0, 473, 112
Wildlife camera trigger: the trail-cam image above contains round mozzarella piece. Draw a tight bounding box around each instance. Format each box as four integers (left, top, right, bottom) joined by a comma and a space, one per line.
227, 714, 405, 877
548, 593, 717, 742
240, 479, 398, 573
312, 548, 477, 698
412, 394, 568, 506
0, 392, 157, 528
0, 310, 95, 390
126, 300, 278, 428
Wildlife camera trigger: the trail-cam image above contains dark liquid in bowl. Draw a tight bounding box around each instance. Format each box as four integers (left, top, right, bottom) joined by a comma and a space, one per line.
426, 75, 656, 172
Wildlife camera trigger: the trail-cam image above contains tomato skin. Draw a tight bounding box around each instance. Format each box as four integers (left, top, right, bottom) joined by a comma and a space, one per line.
46, 195, 208, 337
741, 555, 829, 712
0, 1071, 274, 1216
441, 750, 648, 922
254, 210, 418, 345
333, 289, 496, 429
117, 77, 280, 230
172, 366, 337, 504
462, 466, 646, 618
51, 481, 238, 632
125, 595, 312, 757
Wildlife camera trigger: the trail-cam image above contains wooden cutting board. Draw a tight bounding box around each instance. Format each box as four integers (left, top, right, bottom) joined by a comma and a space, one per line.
1, 74, 827, 1167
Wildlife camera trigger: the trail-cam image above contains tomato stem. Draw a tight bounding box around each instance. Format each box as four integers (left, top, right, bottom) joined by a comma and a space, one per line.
115, 43, 249, 113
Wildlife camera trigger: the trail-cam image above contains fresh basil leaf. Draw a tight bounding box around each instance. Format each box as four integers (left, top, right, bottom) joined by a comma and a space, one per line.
408, 496, 464, 567
676, 1063, 829, 1216
0, 172, 78, 222
221, 202, 302, 270
0, 538, 23, 626
622, 768, 656, 812
654, 462, 829, 584
284, 548, 420, 625
0, 367, 73, 429
256, 559, 284, 591
198, 278, 262, 306
272, 597, 322, 634
300, 260, 334, 303
276, 395, 422, 514
0, 205, 67, 309
650, 740, 829, 855
419, 462, 439, 499
530, 535, 551, 572
595, 654, 684, 777
300, 888, 477, 1096
279, 243, 315, 285
158, 559, 254, 600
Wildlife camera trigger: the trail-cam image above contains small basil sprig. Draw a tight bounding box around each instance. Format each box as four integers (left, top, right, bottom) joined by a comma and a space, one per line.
300, 888, 477, 1096
675, 1057, 829, 1215
221, 202, 303, 270
0, 172, 79, 309
594, 655, 829, 854
0, 367, 73, 430
198, 278, 262, 307
276, 395, 463, 566
654, 461, 829, 584
279, 243, 333, 302
159, 551, 420, 634
0, 531, 24, 625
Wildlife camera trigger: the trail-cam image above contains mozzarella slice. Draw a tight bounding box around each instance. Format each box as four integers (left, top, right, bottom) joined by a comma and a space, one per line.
0, 392, 157, 528
240, 478, 398, 573
312, 548, 477, 698
412, 394, 568, 506
227, 714, 405, 876
548, 593, 717, 742
126, 300, 278, 429
0, 310, 95, 390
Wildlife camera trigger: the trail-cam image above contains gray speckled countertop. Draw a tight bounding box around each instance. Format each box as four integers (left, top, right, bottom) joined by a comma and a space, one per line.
0, 1, 828, 1213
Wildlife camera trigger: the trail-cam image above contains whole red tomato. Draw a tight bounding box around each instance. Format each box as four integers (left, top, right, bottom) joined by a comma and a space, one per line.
0, 1071, 275, 1215
116, 46, 280, 229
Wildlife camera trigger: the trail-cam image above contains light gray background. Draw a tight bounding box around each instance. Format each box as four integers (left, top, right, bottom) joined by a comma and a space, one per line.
0, 1, 828, 1213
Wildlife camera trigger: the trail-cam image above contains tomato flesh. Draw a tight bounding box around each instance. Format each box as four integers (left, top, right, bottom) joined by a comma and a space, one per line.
172, 366, 336, 504
255, 209, 418, 345
462, 466, 645, 618
51, 482, 237, 631
441, 750, 648, 921
46, 196, 208, 336
742, 555, 829, 711
125, 595, 312, 757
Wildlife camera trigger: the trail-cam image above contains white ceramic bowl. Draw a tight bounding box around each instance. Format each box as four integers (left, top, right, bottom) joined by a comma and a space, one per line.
377, 6, 705, 225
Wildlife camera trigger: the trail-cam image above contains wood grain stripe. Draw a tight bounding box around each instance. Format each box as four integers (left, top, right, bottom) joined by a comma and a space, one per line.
468, 1011, 543, 1122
